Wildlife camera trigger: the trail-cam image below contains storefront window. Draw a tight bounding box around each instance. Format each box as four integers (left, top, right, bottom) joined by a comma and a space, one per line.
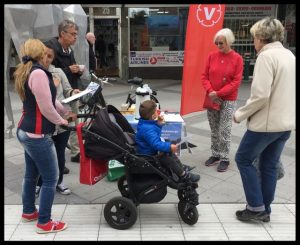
224, 4, 276, 59
284, 4, 295, 55
129, 7, 188, 67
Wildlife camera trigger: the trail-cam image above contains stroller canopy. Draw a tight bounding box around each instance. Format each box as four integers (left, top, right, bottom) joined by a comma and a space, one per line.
84, 104, 135, 161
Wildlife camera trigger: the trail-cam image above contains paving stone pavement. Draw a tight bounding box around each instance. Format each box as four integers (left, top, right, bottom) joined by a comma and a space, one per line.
4, 79, 295, 241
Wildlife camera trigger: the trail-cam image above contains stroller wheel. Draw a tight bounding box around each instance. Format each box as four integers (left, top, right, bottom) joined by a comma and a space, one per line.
178, 201, 198, 225
177, 189, 188, 201
104, 196, 137, 230
118, 175, 130, 198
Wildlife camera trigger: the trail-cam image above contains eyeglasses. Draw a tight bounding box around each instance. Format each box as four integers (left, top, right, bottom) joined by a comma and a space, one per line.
215, 41, 224, 46
64, 31, 78, 37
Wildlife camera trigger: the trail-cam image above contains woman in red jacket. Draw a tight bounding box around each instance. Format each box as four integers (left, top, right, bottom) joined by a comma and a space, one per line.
201, 28, 243, 172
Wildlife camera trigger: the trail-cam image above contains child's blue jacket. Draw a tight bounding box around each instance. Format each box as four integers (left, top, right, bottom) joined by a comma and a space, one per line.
135, 118, 171, 155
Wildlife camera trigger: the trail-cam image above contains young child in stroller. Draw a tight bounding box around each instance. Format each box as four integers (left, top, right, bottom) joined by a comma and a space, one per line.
135, 100, 200, 182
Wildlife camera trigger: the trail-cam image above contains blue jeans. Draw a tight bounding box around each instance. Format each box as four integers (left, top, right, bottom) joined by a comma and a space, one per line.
37, 130, 70, 186
235, 130, 291, 214
16, 128, 59, 224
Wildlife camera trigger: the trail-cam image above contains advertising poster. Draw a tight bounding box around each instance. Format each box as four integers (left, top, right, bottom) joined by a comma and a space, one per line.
124, 115, 183, 156
129, 51, 184, 67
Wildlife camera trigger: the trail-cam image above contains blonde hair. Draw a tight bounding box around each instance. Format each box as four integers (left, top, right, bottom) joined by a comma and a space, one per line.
250, 17, 284, 43
214, 28, 235, 46
14, 39, 46, 101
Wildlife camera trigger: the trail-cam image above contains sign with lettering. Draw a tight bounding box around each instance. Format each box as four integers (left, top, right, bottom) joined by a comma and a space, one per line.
129, 51, 184, 67
225, 4, 275, 19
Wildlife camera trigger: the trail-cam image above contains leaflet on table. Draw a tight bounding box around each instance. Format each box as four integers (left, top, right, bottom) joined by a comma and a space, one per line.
162, 113, 184, 123
61, 82, 99, 104
123, 113, 184, 124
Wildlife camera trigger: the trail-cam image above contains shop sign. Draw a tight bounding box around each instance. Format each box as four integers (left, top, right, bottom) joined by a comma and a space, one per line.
224, 4, 275, 19
129, 51, 184, 67
93, 7, 116, 16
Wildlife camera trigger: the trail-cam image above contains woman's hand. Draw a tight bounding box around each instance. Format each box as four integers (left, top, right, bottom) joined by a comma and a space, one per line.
62, 119, 68, 126
233, 114, 239, 123
209, 91, 223, 104
72, 89, 81, 95
66, 111, 77, 122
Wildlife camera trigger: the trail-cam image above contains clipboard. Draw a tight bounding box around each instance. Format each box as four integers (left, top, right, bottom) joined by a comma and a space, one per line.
62, 82, 100, 104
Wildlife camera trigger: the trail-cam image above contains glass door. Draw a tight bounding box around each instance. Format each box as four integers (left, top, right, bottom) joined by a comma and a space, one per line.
94, 18, 119, 77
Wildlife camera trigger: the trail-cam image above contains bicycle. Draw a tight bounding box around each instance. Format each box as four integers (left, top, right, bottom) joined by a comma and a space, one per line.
77, 72, 115, 126
125, 77, 160, 110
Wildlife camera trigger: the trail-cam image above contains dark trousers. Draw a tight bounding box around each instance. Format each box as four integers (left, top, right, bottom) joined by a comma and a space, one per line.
158, 153, 184, 176
37, 130, 71, 187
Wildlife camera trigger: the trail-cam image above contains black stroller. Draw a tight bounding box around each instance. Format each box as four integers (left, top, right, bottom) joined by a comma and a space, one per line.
76, 75, 199, 230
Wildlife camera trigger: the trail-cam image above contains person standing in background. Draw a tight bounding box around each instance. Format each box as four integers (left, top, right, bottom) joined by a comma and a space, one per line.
201, 28, 243, 172
95, 34, 107, 68
14, 38, 69, 233
234, 17, 295, 222
35, 41, 79, 197
86, 32, 96, 72
48, 19, 82, 163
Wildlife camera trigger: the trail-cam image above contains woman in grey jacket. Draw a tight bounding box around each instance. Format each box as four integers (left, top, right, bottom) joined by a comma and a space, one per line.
233, 17, 295, 222
36, 41, 79, 197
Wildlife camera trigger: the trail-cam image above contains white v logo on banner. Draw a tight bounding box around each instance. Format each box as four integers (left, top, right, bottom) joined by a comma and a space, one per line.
204, 7, 216, 20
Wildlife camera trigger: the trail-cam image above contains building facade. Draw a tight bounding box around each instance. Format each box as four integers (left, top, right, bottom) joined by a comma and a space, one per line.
82, 4, 295, 81
8, 4, 295, 81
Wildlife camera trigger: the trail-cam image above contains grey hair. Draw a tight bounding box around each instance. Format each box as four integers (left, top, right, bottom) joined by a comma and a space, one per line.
250, 17, 284, 43
214, 28, 235, 46
58, 19, 79, 37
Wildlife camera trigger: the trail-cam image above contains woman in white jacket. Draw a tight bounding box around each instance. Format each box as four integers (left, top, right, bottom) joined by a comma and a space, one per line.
233, 17, 295, 222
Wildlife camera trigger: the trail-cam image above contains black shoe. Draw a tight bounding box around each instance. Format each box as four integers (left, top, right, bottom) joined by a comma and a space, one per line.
183, 171, 200, 182
35, 186, 41, 199
263, 214, 270, 222
71, 153, 80, 163
63, 166, 70, 175
182, 164, 195, 171
236, 208, 269, 222
217, 161, 229, 172
205, 156, 220, 167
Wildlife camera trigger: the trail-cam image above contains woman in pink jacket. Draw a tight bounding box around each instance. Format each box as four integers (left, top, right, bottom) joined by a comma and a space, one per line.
15, 39, 71, 234
201, 28, 243, 172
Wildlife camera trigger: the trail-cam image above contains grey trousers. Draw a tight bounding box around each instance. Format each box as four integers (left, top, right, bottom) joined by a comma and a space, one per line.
69, 100, 80, 157
207, 100, 236, 161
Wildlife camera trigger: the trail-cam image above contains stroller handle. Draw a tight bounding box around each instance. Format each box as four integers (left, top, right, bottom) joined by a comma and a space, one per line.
77, 113, 96, 119
59, 113, 96, 131
60, 125, 76, 131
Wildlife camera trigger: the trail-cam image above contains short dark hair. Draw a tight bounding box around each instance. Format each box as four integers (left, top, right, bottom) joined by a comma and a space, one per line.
139, 100, 157, 120
58, 19, 79, 37
43, 40, 56, 57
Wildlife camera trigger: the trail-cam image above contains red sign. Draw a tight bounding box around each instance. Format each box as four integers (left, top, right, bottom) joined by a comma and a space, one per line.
180, 4, 225, 116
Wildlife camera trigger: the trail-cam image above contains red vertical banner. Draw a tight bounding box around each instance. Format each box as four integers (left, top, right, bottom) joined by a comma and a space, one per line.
180, 4, 225, 116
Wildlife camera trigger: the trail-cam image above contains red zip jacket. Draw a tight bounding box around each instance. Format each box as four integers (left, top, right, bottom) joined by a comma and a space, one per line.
201, 50, 243, 101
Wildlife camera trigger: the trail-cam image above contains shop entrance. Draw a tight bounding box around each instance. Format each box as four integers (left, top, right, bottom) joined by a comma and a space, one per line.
94, 18, 119, 77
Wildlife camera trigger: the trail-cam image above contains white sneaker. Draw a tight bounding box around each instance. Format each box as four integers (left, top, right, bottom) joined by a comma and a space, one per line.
56, 183, 71, 195
35, 186, 41, 198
